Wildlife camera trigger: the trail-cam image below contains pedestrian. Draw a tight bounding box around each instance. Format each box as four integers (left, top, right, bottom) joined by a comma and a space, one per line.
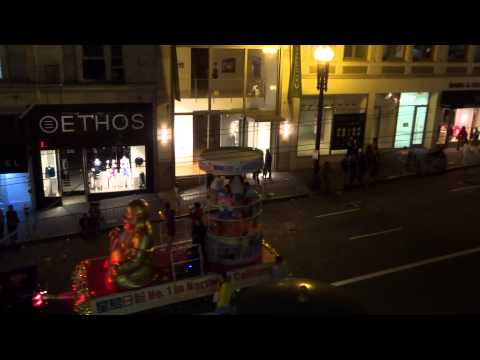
162, 201, 176, 248
0, 208, 5, 240
263, 149, 272, 180
341, 155, 349, 190
457, 126, 468, 151
214, 273, 233, 315
79, 213, 89, 240
272, 256, 289, 281
6, 205, 19, 244
471, 127, 479, 146
348, 154, 357, 187
252, 170, 260, 185
322, 161, 332, 195
357, 148, 368, 187
190, 202, 204, 243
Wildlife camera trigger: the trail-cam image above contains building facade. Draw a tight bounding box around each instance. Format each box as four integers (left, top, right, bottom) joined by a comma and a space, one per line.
2, 45, 480, 209
0, 45, 175, 209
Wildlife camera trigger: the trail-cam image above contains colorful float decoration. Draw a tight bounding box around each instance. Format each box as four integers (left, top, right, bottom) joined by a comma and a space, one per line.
69, 147, 279, 315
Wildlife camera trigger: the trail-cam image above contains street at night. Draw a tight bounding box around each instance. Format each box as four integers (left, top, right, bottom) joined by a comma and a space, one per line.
3, 43, 480, 315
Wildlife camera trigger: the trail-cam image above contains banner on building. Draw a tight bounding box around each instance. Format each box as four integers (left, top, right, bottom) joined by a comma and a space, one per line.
288, 45, 302, 98
172, 45, 181, 101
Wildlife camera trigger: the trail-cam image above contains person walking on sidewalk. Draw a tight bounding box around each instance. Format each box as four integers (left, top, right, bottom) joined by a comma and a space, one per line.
341, 155, 350, 190
263, 149, 273, 180
357, 149, 368, 188
457, 126, 468, 151
214, 273, 234, 315
348, 154, 358, 187
322, 161, 333, 195
6, 205, 19, 244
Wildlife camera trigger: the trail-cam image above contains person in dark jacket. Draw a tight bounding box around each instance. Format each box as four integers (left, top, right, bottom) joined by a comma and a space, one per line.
457, 126, 468, 151
263, 149, 273, 180
341, 156, 350, 190
357, 149, 368, 187
348, 154, 357, 187
6, 205, 19, 243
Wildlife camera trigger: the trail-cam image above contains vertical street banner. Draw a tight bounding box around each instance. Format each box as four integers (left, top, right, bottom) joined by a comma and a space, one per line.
171, 45, 181, 101
288, 45, 302, 98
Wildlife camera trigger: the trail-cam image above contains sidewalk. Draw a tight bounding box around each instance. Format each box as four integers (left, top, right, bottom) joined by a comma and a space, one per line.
2, 144, 479, 248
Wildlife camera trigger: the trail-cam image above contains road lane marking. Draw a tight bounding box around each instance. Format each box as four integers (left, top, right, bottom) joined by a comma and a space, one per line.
331, 245, 480, 287
315, 208, 360, 219
349, 227, 403, 240
449, 184, 480, 192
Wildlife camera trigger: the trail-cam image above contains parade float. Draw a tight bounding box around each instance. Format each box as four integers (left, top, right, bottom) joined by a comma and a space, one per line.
62, 147, 279, 315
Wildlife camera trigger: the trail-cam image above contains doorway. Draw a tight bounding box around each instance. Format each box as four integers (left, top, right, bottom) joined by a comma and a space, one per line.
59, 148, 86, 205
247, 119, 272, 156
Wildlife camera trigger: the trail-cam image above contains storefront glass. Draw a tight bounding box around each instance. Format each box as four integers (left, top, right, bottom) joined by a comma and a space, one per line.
394, 92, 429, 148
41, 149, 60, 197
86, 145, 146, 194
246, 49, 279, 111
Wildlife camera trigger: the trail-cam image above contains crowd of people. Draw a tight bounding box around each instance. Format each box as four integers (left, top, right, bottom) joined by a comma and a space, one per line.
340, 138, 380, 190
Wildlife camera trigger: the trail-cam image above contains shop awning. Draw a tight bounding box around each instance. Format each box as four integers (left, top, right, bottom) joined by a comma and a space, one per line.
441, 90, 480, 109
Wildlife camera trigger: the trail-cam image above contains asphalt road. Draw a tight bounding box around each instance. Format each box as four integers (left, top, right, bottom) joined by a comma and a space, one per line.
2, 166, 480, 314
262, 165, 480, 314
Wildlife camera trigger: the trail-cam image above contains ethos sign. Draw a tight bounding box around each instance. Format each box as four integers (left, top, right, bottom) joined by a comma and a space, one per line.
29, 103, 153, 147
39, 113, 145, 134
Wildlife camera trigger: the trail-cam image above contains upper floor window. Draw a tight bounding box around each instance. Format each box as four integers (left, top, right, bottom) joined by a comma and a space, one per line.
448, 45, 467, 62
383, 45, 405, 61
81, 45, 125, 82
474, 46, 480, 63
0, 46, 4, 80
412, 45, 434, 62
343, 45, 368, 60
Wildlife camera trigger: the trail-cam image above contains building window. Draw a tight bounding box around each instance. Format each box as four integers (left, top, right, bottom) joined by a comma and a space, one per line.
81, 45, 125, 82
382, 45, 405, 61
246, 48, 279, 110
343, 45, 368, 60
412, 45, 434, 62
448, 45, 467, 62
110, 46, 125, 82
474, 46, 480, 62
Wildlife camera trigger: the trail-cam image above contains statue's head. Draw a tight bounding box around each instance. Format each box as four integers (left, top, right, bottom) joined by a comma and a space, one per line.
123, 199, 150, 232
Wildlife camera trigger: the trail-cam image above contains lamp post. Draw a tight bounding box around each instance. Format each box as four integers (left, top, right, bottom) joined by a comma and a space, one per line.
312, 45, 334, 190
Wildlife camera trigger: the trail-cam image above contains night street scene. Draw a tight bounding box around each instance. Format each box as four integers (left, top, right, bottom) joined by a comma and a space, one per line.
3, 44, 480, 316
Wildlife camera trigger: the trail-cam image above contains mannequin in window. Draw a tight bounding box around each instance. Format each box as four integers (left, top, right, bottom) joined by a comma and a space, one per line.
112, 159, 118, 188
106, 160, 112, 189
45, 165, 56, 195
120, 155, 131, 188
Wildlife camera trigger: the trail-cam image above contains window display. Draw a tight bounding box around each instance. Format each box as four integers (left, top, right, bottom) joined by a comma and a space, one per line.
40, 150, 60, 197
86, 145, 146, 194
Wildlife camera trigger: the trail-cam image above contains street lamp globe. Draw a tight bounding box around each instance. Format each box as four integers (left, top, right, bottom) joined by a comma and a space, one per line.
314, 46, 334, 63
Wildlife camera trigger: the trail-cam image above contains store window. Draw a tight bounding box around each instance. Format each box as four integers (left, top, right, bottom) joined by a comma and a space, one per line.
383, 45, 405, 61
343, 45, 368, 60
412, 45, 434, 61
297, 97, 333, 157
448, 45, 467, 62
246, 49, 279, 110
40, 149, 60, 198
85, 146, 146, 194
110, 46, 125, 82
394, 92, 429, 148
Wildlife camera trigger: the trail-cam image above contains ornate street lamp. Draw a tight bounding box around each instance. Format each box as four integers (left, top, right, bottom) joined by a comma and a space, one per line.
312, 45, 334, 190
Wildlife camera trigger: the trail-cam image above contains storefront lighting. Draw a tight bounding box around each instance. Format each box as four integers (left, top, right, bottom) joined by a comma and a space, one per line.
262, 47, 278, 54
269, 85, 277, 91
158, 126, 171, 145
385, 93, 393, 100
314, 46, 334, 63
281, 121, 291, 140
